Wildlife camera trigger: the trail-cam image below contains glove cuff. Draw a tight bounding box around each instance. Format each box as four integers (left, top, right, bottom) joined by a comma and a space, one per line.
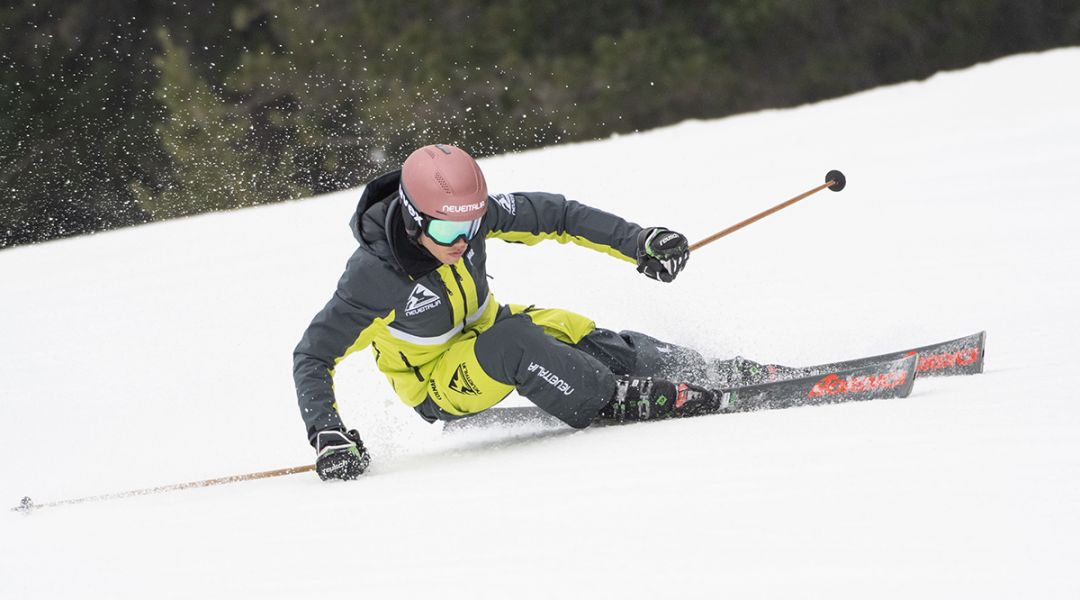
316, 429, 354, 454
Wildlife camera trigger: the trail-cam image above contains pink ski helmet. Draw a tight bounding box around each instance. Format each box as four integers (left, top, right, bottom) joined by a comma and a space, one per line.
400, 144, 488, 225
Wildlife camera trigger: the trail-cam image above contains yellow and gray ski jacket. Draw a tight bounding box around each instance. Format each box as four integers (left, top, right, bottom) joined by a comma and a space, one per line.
293, 170, 644, 444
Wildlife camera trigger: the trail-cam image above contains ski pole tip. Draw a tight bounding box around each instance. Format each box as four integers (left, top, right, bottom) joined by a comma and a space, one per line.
826, 169, 846, 192
12, 496, 34, 514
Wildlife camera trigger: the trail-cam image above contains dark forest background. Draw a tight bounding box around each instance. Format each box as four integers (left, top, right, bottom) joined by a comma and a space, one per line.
3, 1, 1079, 249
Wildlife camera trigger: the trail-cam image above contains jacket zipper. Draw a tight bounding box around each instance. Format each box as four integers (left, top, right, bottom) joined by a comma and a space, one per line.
436, 274, 457, 330
399, 351, 424, 382
450, 264, 469, 318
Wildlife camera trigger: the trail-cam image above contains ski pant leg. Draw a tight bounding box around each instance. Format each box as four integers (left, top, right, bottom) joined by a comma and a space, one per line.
575, 329, 710, 383
415, 306, 617, 428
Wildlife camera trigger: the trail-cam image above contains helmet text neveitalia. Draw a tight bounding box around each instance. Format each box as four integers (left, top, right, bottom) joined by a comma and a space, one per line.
441, 200, 486, 213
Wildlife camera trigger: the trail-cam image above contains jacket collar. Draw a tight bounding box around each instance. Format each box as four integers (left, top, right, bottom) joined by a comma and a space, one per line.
352, 170, 440, 279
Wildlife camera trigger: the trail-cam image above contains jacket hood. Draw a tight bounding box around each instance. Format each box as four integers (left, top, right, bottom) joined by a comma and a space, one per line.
350, 169, 401, 251
349, 169, 441, 278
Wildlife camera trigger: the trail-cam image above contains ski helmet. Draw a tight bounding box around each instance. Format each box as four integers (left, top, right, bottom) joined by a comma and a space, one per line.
399, 144, 488, 232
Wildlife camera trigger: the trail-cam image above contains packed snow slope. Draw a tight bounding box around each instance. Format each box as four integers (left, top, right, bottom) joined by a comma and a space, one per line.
3, 49, 1080, 599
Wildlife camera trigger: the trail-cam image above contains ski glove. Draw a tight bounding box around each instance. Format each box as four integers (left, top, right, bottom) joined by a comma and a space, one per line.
315, 428, 371, 481
636, 227, 689, 282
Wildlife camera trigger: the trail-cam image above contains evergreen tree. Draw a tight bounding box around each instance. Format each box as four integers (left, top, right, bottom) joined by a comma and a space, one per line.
133, 30, 305, 219
3, 0, 1079, 248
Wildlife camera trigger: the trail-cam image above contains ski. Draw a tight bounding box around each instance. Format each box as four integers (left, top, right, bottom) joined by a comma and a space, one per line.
442, 405, 565, 431
716, 352, 917, 413
835, 330, 984, 377
731, 331, 986, 386
445, 353, 919, 432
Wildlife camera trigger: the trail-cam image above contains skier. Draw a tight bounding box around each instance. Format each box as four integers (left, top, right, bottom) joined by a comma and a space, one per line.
294, 144, 732, 481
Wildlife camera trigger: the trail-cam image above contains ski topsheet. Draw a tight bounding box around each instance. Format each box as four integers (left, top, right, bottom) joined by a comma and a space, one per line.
445, 353, 920, 432
767, 331, 985, 382
719, 353, 916, 413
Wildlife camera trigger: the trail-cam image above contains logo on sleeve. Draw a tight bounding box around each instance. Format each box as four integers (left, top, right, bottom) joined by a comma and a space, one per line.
492, 193, 516, 215
405, 283, 442, 317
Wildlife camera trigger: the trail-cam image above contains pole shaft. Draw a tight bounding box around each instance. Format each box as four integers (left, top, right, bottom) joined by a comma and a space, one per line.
688, 180, 836, 252
16, 464, 315, 511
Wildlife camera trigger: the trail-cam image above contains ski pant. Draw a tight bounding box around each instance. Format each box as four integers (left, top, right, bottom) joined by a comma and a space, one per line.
414, 304, 709, 428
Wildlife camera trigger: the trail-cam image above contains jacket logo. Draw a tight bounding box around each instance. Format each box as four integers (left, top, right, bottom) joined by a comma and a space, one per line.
405, 283, 441, 317
448, 363, 481, 395
492, 193, 515, 215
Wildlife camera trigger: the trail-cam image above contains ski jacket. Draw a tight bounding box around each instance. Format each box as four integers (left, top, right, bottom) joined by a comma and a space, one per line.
293, 170, 644, 444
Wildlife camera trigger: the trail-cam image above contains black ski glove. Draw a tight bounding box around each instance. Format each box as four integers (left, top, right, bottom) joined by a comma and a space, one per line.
315, 428, 371, 481
636, 227, 689, 282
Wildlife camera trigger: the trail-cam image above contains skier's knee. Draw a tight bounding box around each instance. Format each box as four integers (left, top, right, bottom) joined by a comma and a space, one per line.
473, 314, 551, 378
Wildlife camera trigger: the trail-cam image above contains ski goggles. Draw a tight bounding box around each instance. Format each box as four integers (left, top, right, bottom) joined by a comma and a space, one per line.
423, 216, 482, 246
399, 184, 482, 246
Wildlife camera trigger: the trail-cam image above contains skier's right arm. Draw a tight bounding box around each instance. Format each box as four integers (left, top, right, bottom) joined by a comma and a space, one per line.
293, 290, 391, 449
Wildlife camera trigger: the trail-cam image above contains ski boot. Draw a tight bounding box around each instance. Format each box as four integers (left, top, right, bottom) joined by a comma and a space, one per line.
598, 376, 720, 422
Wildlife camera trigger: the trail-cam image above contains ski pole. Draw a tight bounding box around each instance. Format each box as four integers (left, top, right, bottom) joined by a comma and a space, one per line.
12, 463, 315, 513
688, 170, 846, 252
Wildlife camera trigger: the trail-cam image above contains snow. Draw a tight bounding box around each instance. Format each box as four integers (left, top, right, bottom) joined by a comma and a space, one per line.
3, 48, 1080, 598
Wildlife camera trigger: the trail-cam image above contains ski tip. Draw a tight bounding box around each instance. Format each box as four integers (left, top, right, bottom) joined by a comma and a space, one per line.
826, 169, 846, 192
976, 330, 987, 374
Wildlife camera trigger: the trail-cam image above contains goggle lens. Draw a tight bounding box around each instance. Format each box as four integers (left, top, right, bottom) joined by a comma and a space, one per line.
424, 217, 479, 246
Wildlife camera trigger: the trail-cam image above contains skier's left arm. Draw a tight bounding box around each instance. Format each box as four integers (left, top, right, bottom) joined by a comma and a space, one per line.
482, 191, 689, 282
